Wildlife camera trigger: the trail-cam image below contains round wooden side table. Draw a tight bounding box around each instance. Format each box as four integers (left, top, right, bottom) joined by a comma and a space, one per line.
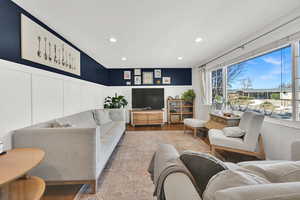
0, 148, 45, 200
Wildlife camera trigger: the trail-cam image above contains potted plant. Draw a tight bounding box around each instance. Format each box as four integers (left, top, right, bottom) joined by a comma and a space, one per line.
104, 93, 128, 109
181, 89, 196, 103
213, 95, 224, 110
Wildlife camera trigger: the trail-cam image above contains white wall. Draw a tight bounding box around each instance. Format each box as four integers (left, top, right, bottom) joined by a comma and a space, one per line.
108, 85, 192, 123
0, 59, 109, 150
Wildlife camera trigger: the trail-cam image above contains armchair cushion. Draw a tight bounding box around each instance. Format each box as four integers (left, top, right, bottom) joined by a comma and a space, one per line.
184, 119, 206, 128
223, 127, 245, 138
209, 129, 249, 151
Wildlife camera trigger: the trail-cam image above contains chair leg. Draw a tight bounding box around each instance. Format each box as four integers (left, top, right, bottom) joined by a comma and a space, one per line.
193, 128, 197, 138
211, 146, 225, 161
257, 135, 266, 160
90, 180, 98, 194
183, 124, 186, 134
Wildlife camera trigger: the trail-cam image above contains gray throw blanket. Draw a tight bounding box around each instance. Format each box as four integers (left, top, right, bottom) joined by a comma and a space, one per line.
148, 144, 201, 200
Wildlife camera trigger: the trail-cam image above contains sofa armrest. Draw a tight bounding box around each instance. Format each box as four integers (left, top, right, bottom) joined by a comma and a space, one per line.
12, 127, 100, 181
109, 109, 126, 122
164, 172, 202, 200
215, 182, 300, 200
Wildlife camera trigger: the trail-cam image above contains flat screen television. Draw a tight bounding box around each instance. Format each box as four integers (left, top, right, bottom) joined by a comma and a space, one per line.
132, 88, 164, 110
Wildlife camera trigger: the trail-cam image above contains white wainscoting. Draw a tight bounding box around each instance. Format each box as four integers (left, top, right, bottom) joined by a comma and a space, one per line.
32, 74, 64, 124
0, 59, 108, 150
109, 85, 193, 123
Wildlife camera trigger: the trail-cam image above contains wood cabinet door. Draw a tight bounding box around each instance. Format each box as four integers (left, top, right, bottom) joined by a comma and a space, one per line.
148, 112, 163, 123
133, 113, 148, 124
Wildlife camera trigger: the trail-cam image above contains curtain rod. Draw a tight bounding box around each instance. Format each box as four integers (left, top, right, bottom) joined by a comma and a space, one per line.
199, 14, 300, 69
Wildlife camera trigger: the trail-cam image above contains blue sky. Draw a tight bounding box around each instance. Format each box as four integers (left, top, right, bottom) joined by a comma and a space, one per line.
228, 46, 292, 89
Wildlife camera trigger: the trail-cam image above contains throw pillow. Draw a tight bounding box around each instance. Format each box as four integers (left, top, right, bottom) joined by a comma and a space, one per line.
49, 121, 72, 128
180, 151, 229, 196
223, 127, 245, 138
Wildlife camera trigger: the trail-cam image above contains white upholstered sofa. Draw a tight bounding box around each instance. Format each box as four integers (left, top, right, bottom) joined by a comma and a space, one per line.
12, 109, 126, 193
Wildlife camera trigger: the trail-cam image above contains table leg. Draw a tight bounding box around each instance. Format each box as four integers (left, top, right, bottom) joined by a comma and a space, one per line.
0, 184, 9, 200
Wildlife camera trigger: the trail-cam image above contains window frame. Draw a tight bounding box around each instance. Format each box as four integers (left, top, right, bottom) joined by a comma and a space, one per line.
208, 40, 300, 121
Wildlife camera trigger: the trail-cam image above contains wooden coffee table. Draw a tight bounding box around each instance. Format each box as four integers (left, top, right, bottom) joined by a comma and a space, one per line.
0, 148, 45, 200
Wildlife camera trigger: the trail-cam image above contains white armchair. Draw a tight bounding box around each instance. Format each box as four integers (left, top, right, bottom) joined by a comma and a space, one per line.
184, 104, 210, 137
209, 111, 265, 159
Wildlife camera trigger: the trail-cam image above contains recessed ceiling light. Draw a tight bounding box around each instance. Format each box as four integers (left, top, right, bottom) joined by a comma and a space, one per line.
121, 57, 127, 61
109, 37, 117, 43
195, 37, 203, 43
177, 56, 183, 60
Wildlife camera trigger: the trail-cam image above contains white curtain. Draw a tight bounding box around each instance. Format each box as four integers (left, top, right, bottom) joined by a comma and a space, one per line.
199, 67, 208, 104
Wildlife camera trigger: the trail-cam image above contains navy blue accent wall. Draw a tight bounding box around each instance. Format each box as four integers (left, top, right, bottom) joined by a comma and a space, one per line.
109, 68, 192, 86
0, 0, 109, 85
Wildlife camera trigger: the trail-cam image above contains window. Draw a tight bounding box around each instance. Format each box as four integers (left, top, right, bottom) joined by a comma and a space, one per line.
211, 68, 223, 103
227, 46, 292, 119
208, 46, 296, 120
296, 42, 300, 120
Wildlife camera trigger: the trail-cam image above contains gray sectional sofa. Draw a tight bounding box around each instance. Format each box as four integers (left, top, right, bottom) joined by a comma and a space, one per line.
12, 109, 126, 193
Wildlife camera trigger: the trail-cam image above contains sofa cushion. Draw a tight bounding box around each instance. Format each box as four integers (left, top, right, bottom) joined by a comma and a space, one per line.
100, 121, 115, 136
94, 109, 112, 125
109, 109, 125, 121
223, 127, 245, 138
241, 161, 300, 183
214, 182, 300, 200
203, 169, 270, 200
56, 111, 97, 128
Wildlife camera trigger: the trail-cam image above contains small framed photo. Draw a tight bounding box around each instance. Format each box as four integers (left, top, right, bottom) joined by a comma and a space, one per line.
154, 69, 161, 78
143, 72, 153, 84
134, 69, 141, 76
162, 77, 171, 84
134, 76, 141, 85
126, 81, 131, 85
124, 71, 131, 80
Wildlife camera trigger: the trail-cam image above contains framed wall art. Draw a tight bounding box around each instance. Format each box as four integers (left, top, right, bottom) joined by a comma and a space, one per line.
134, 76, 141, 85
134, 69, 141, 76
124, 71, 131, 80
143, 72, 153, 84
154, 69, 161, 78
21, 14, 81, 76
162, 77, 171, 84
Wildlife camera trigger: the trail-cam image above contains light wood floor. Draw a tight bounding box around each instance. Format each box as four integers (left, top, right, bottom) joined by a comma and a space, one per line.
126, 123, 185, 131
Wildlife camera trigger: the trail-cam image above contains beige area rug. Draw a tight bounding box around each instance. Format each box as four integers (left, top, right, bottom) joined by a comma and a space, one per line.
77, 130, 210, 200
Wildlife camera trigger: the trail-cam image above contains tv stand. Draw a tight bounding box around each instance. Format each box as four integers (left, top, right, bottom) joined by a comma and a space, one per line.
131, 110, 164, 127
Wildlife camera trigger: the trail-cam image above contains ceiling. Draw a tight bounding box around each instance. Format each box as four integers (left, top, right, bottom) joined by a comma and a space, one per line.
12, 0, 300, 68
